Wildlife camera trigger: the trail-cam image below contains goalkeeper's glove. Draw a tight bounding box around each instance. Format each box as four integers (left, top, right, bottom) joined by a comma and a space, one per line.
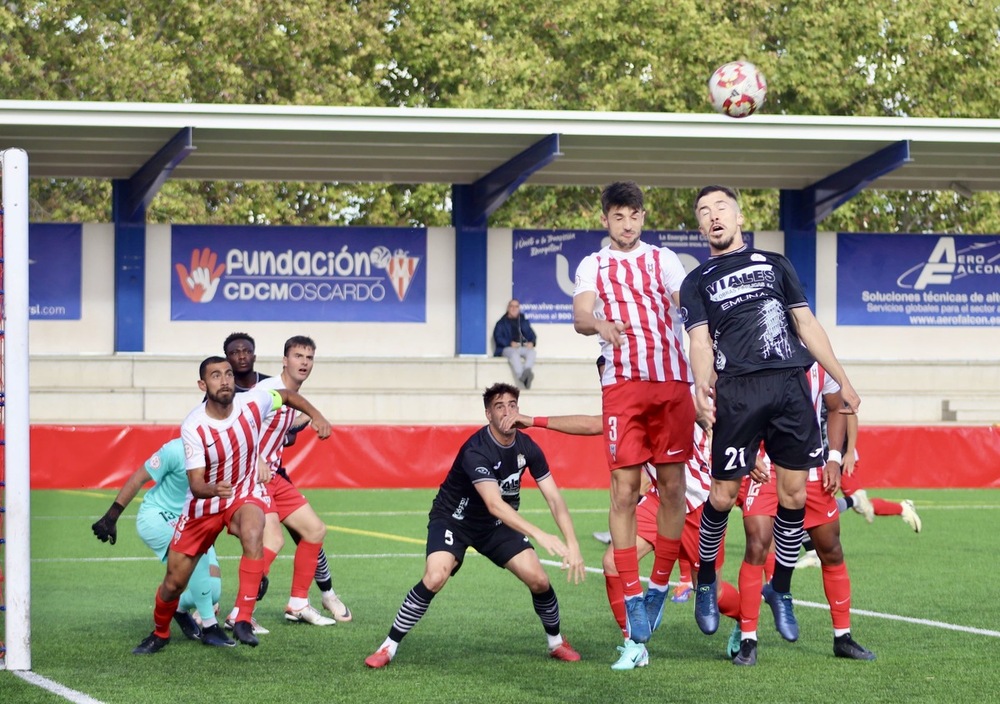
92, 501, 125, 545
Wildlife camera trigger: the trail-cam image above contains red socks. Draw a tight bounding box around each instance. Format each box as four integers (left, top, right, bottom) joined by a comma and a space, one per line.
153, 589, 179, 639
291, 540, 322, 599
613, 548, 643, 599
738, 561, 765, 633
235, 556, 266, 622
822, 561, 852, 630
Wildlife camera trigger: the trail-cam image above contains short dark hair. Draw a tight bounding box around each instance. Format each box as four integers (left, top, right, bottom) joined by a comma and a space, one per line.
483, 382, 519, 408
199, 355, 229, 380
223, 332, 255, 355
693, 185, 740, 214
601, 181, 644, 214
284, 335, 316, 356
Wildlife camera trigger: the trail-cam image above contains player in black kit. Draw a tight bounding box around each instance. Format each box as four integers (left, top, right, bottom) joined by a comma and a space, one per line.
678, 186, 861, 666
364, 383, 586, 668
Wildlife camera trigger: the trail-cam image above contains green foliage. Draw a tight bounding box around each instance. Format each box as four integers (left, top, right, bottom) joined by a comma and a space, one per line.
1, 1, 998, 230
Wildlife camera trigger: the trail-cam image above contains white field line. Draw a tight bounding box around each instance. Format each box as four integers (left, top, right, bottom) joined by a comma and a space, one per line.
10, 671, 106, 704
40, 503, 1000, 522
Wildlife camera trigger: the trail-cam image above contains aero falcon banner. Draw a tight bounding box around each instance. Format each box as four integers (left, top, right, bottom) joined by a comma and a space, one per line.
29, 223, 82, 320
171, 225, 426, 322
837, 234, 1000, 326
513, 230, 752, 323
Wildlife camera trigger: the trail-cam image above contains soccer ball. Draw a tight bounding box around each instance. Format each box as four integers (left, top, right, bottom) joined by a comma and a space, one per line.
708, 61, 767, 118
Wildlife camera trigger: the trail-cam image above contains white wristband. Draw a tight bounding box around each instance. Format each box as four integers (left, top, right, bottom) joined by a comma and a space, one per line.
827, 450, 843, 465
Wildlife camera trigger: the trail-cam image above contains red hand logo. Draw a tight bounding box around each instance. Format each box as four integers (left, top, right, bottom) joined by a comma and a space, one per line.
176, 248, 225, 303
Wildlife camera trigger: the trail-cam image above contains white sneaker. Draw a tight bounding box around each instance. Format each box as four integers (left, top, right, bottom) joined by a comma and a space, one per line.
610, 639, 649, 671
223, 615, 270, 635
285, 603, 336, 626
795, 550, 821, 569
592, 531, 612, 545
321, 592, 353, 622
900, 500, 922, 533
851, 489, 875, 523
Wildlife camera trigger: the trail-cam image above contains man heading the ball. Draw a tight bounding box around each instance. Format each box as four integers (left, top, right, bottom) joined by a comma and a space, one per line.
679, 185, 860, 665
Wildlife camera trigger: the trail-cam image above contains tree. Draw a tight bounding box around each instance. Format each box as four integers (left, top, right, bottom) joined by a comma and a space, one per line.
1, 1, 998, 232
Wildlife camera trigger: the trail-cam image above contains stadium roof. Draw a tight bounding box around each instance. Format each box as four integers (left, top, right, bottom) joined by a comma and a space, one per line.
1, 100, 999, 194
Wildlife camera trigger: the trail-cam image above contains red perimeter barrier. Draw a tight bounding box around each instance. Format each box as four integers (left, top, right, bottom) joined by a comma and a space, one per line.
28, 424, 1000, 491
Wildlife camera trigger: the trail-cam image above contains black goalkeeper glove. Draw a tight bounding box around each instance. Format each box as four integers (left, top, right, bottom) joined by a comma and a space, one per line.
92, 502, 125, 545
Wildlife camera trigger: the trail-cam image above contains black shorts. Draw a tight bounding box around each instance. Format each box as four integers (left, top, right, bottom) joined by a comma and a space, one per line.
710, 367, 824, 479
426, 517, 533, 576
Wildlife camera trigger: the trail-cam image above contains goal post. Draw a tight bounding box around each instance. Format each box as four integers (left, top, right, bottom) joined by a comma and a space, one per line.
1, 147, 31, 671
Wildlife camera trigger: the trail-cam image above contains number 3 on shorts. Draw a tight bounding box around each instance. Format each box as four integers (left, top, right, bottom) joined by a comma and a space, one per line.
607, 416, 618, 442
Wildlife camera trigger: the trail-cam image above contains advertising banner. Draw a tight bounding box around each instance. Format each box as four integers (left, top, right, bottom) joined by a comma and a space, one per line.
171, 225, 426, 321
837, 233, 1000, 326
29, 223, 82, 320
512, 229, 751, 323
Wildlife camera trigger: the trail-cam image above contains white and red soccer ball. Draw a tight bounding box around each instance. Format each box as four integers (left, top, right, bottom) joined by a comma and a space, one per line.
708, 61, 767, 118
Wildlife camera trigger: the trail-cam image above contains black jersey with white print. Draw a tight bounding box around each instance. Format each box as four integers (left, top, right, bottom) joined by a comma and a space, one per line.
429, 426, 551, 528
679, 246, 816, 377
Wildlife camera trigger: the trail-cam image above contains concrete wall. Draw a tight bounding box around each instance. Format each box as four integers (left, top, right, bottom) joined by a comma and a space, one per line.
25, 224, 1000, 425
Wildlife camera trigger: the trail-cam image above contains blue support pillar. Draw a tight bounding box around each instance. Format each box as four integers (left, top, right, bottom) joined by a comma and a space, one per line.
452, 134, 561, 355
779, 140, 911, 310
112, 128, 195, 352
452, 185, 489, 355
779, 189, 817, 307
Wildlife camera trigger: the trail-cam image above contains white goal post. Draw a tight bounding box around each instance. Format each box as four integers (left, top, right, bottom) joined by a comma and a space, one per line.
2, 147, 31, 671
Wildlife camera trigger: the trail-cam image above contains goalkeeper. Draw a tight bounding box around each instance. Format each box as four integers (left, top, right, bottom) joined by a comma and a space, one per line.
92, 438, 228, 646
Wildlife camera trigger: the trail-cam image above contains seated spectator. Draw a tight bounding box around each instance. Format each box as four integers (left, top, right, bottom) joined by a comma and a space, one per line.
493, 299, 537, 389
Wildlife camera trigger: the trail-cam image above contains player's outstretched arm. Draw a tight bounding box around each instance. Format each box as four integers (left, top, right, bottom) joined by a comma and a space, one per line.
278, 389, 331, 439
790, 307, 860, 413
536, 476, 585, 584
508, 412, 601, 436
92, 464, 154, 545
473, 481, 569, 559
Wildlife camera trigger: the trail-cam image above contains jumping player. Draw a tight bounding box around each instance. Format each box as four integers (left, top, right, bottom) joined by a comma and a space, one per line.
573, 181, 696, 648
679, 185, 860, 667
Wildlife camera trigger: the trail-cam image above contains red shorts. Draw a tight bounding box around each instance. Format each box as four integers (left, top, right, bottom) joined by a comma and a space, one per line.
264, 473, 309, 521
602, 380, 695, 470
739, 475, 778, 518
839, 462, 863, 496
635, 492, 723, 572
803, 479, 839, 531
170, 495, 269, 556
738, 473, 839, 530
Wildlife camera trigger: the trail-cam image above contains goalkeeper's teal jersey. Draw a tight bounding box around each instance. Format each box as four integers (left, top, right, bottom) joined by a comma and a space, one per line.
140, 438, 189, 517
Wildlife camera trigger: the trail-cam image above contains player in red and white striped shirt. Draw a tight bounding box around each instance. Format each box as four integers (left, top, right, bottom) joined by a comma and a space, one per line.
233, 335, 350, 628
132, 356, 331, 655
573, 182, 696, 651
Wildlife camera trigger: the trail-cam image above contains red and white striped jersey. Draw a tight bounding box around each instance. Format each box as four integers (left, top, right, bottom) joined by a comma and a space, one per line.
254, 376, 298, 473
180, 388, 280, 518
575, 241, 692, 386
641, 422, 711, 513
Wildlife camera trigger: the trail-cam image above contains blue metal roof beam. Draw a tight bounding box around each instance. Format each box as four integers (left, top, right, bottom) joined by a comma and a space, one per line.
806, 139, 912, 228
779, 140, 911, 309
113, 127, 196, 352
452, 133, 561, 355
